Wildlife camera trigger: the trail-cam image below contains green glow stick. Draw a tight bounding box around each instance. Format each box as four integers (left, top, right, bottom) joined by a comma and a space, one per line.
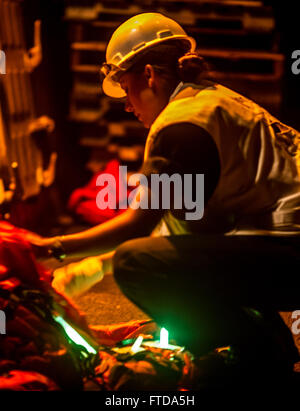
53, 315, 97, 355
131, 335, 144, 353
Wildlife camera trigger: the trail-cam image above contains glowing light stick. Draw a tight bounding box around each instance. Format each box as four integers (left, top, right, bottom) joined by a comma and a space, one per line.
131, 335, 144, 353
53, 315, 97, 355
159, 327, 169, 348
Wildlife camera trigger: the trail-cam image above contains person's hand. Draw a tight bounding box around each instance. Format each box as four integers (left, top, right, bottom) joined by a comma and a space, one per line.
51, 255, 106, 298
23, 230, 59, 259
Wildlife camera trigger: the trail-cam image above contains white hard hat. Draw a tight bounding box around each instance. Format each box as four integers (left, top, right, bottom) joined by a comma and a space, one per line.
101, 13, 196, 98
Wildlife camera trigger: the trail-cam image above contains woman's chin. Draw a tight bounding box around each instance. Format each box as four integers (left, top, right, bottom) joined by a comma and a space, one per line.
141, 118, 150, 128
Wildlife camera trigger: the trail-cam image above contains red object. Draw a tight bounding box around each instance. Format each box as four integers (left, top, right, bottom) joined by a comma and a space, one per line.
0, 370, 59, 391
68, 159, 132, 224
90, 320, 157, 346
0, 221, 52, 288
0, 221, 89, 331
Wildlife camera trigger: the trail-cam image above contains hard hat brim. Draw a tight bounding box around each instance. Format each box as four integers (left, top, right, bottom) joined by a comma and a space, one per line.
102, 75, 126, 98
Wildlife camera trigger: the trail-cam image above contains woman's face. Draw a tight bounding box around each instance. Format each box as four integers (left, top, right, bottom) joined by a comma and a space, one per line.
119, 67, 169, 128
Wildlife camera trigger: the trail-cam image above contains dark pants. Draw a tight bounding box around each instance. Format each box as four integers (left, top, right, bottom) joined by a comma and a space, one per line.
113, 234, 300, 359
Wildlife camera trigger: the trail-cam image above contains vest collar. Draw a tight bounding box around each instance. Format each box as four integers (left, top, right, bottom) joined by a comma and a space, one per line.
169, 80, 217, 102
169, 82, 184, 101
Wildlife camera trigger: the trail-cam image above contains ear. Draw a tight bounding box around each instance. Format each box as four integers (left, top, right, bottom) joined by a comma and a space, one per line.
144, 64, 155, 89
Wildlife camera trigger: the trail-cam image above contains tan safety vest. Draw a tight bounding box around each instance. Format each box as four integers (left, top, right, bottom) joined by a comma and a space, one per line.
144, 81, 300, 235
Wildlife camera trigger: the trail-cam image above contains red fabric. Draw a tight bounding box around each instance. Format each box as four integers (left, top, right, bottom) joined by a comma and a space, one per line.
0, 221, 52, 288
0, 370, 59, 391
0, 221, 90, 332
68, 159, 132, 224
90, 320, 157, 346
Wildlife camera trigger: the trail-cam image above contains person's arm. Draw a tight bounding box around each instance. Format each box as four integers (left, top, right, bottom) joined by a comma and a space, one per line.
35, 189, 164, 259
149, 122, 220, 203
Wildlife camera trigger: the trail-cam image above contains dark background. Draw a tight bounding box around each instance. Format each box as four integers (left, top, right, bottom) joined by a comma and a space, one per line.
23, 0, 90, 206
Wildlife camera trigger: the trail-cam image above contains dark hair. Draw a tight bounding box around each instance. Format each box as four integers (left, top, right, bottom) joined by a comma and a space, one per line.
126, 40, 210, 91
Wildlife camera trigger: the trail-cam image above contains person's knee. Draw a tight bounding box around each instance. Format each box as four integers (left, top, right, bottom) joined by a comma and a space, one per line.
113, 238, 146, 286
113, 236, 172, 288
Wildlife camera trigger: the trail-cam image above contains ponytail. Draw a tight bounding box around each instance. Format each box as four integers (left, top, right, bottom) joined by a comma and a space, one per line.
177, 52, 209, 84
